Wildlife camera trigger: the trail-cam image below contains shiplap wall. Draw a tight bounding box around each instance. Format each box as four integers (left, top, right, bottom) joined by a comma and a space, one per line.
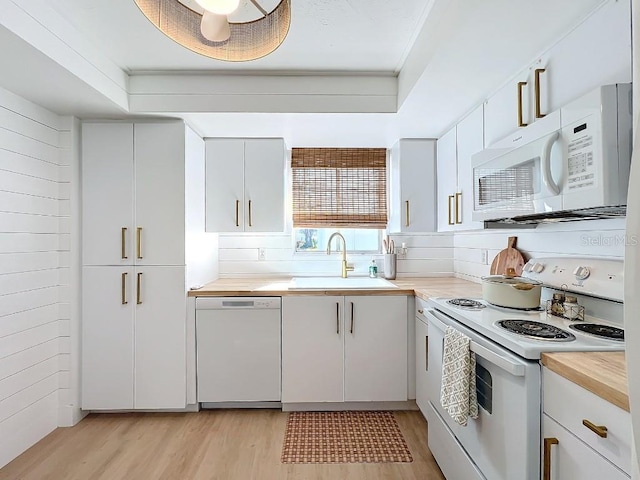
0, 86, 65, 468
218, 232, 454, 277
454, 218, 626, 282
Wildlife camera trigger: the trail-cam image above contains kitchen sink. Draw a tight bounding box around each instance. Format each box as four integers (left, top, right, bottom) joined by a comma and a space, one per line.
288, 277, 398, 290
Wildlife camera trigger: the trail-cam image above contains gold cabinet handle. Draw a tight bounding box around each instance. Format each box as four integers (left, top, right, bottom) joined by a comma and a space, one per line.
121, 227, 128, 259
447, 195, 455, 225
534, 68, 546, 119
121, 272, 128, 305
136, 227, 143, 260
582, 419, 608, 438
350, 302, 354, 334
336, 302, 340, 335
405, 200, 410, 227
517, 81, 528, 127
235, 200, 240, 227
543, 437, 558, 480
248, 200, 253, 227
136, 272, 143, 305
455, 192, 462, 224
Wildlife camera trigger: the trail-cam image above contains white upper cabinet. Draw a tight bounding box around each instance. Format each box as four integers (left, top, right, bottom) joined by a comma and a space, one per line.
389, 139, 437, 233
82, 122, 186, 266
437, 104, 484, 232
205, 138, 285, 232
484, 0, 631, 147
82, 123, 134, 266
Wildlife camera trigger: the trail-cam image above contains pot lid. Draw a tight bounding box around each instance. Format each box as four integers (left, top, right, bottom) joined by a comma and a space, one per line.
481, 275, 542, 286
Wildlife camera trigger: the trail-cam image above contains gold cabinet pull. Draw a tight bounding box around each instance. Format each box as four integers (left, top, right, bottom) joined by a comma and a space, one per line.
517, 81, 528, 127
350, 302, 355, 334
455, 192, 462, 224
405, 200, 410, 227
534, 68, 546, 119
447, 195, 455, 225
235, 200, 240, 227
582, 419, 608, 438
121, 272, 128, 305
136, 272, 143, 305
136, 227, 143, 260
425, 336, 429, 371
248, 200, 253, 227
336, 302, 340, 335
121, 227, 128, 259
543, 437, 558, 480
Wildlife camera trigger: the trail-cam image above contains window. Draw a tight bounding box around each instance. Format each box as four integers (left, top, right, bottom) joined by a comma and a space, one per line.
295, 228, 381, 253
291, 148, 387, 228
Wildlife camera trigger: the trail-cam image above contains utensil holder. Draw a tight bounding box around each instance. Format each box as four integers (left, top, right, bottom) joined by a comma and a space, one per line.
384, 253, 397, 280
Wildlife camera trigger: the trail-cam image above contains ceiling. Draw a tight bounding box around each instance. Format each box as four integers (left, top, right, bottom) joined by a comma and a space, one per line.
48, 0, 432, 73
0, 0, 610, 143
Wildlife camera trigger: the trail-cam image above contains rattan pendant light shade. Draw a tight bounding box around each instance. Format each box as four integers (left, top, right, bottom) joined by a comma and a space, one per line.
134, 0, 291, 62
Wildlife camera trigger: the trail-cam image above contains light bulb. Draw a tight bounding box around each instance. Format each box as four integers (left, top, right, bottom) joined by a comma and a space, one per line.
200, 10, 231, 42
195, 0, 240, 15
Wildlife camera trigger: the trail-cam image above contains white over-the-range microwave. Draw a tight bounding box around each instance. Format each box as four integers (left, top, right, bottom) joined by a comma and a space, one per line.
471, 83, 632, 225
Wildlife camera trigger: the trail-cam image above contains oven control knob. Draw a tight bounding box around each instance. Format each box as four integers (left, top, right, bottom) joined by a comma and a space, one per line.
573, 266, 591, 280
533, 263, 545, 273
523, 262, 533, 272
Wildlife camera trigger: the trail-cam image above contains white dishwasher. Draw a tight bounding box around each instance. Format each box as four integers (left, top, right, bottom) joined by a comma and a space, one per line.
196, 297, 281, 406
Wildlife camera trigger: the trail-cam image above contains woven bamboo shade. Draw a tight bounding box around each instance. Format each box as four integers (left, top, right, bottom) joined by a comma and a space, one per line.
292, 148, 388, 228
134, 0, 291, 62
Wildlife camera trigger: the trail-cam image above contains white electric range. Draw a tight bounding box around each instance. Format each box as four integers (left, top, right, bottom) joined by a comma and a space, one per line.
422, 257, 624, 480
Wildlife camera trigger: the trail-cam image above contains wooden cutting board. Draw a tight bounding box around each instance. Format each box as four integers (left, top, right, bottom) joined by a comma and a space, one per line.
490, 236, 526, 276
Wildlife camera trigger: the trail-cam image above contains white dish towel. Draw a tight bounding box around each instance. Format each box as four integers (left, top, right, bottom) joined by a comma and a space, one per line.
440, 326, 479, 426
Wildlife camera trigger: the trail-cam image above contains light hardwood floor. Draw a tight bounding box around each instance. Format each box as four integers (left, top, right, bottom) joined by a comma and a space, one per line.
0, 410, 445, 480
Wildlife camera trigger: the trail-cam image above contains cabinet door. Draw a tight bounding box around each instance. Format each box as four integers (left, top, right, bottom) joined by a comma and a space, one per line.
483, 68, 531, 147
134, 266, 186, 409
415, 316, 429, 416
134, 123, 185, 266
542, 414, 629, 480
244, 139, 285, 232
344, 296, 407, 402
205, 139, 244, 232
395, 139, 436, 233
282, 296, 344, 403
82, 266, 134, 409
82, 123, 134, 266
542, 0, 631, 115
456, 105, 485, 230
436, 126, 458, 232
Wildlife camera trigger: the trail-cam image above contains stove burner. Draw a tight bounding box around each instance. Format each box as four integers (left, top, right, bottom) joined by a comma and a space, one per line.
447, 298, 486, 310
569, 323, 624, 342
497, 319, 576, 342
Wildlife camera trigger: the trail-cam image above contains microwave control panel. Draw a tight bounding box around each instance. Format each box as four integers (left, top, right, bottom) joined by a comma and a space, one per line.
565, 114, 598, 192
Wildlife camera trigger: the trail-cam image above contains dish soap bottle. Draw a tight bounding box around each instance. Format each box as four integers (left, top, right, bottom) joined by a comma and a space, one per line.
369, 259, 378, 278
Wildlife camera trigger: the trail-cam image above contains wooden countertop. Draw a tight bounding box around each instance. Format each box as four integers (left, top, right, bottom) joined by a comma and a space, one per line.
188, 276, 482, 299
541, 352, 629, 412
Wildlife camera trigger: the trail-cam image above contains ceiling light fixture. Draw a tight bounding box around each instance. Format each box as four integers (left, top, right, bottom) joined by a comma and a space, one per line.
134, 0, 291, 62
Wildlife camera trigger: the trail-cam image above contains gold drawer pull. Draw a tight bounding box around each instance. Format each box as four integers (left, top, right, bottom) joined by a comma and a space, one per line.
235, 200, 240, 227
447, 195, 455, 225
405, 200, 410, 227
517, 81, 528, 127
137, 272, 143, 305
136, 227, 143, 259
248, 200, 253, 227
582, 419, 608, 438
543, 437, 558, 480
121, 272, 128, 305
455, 192, 462, 224
121, 227, 128, 259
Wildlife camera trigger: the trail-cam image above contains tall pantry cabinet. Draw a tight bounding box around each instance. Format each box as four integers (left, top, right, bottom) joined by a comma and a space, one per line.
81, 121, 207, 410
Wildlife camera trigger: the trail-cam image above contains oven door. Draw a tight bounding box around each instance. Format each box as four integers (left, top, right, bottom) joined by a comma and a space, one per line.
426, 308, 541, 480
472, 129, 564, 221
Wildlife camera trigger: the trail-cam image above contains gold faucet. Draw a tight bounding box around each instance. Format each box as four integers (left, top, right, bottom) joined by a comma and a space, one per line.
326, 232, 354, 278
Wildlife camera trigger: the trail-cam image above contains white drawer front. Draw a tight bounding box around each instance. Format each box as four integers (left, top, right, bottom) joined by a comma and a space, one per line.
543, 368, 631, 474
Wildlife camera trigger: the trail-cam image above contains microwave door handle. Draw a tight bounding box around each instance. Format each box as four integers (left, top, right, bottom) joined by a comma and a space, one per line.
541, 132, 561, 195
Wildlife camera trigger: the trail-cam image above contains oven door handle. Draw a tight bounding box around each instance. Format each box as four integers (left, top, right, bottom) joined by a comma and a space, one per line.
427, 309, 526, 377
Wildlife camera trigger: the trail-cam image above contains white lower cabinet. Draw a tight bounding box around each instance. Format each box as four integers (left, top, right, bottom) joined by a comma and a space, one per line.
415, 312, 429, 415
282, 295, 408, 404
82, 266, 186, 410
542, 368, 630, 479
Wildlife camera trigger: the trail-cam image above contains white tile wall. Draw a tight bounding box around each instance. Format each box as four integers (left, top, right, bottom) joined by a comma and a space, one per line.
454, 218, 626, 282
218, 232, 455, 277
0, 86, 65, 468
